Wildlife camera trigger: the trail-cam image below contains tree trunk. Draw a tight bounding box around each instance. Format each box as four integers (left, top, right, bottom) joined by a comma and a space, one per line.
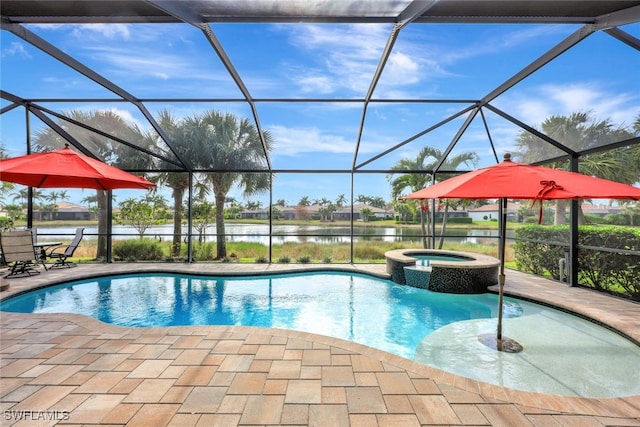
420, 208, 431, 249
96, 190, 109, 261
215, 191, 226, 259
437, 201, 450, 249
172, 187, 184, 257
578, 205, 586, 225
555, 199, 567, 225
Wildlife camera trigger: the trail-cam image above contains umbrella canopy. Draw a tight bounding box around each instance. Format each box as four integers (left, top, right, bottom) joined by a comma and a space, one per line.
401, 153, 640, 202
400, 153, 640, 352
0, 145, 155, 190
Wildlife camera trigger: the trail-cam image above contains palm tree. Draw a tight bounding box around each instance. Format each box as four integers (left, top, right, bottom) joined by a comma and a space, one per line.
11, 188, 45, 218
45, 190, 69, 220
298, 196, 310, 206
32, 109, 154, 259
435, 152, 479, 249
187, 110, 273, 259
389, 147, 477, 248
153, 109, 201, 257
515, 111, 638, 224
388, 146, 442, 249
81, 194, 98, 209
11, 188, 30, 209
0, 144, 14, 203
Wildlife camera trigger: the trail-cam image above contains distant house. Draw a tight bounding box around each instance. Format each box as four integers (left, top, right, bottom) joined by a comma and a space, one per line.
49, 202, 95, 220
467, 202, 520, 222
239, 208, 269, 220
278, 205, 321, 220
240, 204, 397, 221
580, 203, 621, 217
334, 204, 395, 221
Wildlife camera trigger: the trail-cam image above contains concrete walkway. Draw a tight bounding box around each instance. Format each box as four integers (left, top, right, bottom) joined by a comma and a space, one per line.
1, 263, 639, 426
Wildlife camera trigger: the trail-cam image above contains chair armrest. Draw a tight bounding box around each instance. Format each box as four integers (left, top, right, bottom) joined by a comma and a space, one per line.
45, 245, 67, 256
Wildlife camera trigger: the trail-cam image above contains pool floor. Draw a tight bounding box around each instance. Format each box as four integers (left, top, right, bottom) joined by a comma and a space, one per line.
1, 263, 639, 425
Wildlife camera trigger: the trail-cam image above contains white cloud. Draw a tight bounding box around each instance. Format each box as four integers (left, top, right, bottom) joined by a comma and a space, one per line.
28, 24, 221, 85
82, 45, 190, 79
269, 122, 400, 160
386, 51, 420, 85
432, 25, 569, 66
30, 23, 132, 40
296, 74, 334, 94
1, 42, 31, 59
270, 125, 356, 156
102, 108, 140, 126
280, 24, 394, 95
506, 82, 639, 128
277, 24, 561, 99
72, 24, 131, 40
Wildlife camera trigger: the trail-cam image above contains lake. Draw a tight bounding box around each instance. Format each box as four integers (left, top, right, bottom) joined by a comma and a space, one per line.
34, 223, 509, 245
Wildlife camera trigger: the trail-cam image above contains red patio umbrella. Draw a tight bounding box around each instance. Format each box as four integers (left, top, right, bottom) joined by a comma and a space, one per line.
0, 144, 155, 190
400, 153, 640, 352
402, 153, 640, 202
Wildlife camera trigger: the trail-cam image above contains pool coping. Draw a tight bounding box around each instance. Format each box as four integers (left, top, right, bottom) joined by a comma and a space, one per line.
385, 249, 501, 292
385, 248, 501, 269
1, 263, 639, 423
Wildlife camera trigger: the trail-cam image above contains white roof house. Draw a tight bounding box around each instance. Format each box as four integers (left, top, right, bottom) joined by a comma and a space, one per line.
466, 202, 520, 222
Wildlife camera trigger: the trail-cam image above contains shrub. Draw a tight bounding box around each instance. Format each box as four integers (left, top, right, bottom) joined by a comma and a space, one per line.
255, 256, 268, 263
514, 225, 567, 278
277, 256, 291, 263
0, 217, 14, 231
297, 255, 311, 263
191, 242, 215, 261
113, 238, 165, 261
354, 242, 386, 260
578, 225, 639, 294
515, 225, 640, 301
583, 214, 607, 225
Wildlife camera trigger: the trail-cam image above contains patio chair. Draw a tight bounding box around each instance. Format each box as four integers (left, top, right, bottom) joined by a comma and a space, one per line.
0, 230, 41, 278
45, 227, 84, 269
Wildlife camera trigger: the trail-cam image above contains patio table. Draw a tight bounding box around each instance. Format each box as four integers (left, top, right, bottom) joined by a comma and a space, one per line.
33, 241, 62, 263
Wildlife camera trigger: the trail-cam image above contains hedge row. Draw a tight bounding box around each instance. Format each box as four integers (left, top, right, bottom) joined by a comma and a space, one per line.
514, 225, 640, 301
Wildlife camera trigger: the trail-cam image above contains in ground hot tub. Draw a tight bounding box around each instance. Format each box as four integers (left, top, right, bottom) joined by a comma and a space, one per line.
385, 249, 500, 294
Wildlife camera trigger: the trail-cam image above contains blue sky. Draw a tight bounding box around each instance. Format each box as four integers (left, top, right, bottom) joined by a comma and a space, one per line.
1, 20, 639, 207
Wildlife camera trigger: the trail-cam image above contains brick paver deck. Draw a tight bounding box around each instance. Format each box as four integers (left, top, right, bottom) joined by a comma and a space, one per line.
1, 263, 639, 426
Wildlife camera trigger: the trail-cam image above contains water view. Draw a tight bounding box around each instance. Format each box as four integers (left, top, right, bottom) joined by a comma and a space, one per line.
34, 223, 510, 245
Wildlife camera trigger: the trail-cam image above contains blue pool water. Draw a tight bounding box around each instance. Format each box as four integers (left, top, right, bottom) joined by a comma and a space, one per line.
2, 271, 639, 398
413, 254, 471, 266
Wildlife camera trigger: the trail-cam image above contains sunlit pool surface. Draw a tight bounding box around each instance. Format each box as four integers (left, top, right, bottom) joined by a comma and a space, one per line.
2, 271, 639, 398
413, 254, 472, 266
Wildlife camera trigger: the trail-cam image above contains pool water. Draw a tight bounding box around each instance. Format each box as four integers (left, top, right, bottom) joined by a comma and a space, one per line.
413, 254, 471, 266
2, 271, 639, 398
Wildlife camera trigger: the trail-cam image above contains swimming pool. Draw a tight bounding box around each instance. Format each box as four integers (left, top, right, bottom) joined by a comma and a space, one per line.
2, 271, 639, 398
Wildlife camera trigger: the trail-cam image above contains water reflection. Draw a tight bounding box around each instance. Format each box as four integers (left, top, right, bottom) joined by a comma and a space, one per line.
35, 223, 511, 245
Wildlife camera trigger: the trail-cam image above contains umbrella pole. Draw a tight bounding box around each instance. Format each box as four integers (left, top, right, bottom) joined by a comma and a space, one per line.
497, 197, 506, 348
488, 197, 523, 353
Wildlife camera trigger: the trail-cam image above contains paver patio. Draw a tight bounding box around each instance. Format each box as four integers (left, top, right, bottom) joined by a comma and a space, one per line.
1, 263, 639, 426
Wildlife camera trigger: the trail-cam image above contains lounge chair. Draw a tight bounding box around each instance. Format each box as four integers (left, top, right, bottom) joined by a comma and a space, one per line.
45, 227, 84, 269
0, 230, 41, 278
